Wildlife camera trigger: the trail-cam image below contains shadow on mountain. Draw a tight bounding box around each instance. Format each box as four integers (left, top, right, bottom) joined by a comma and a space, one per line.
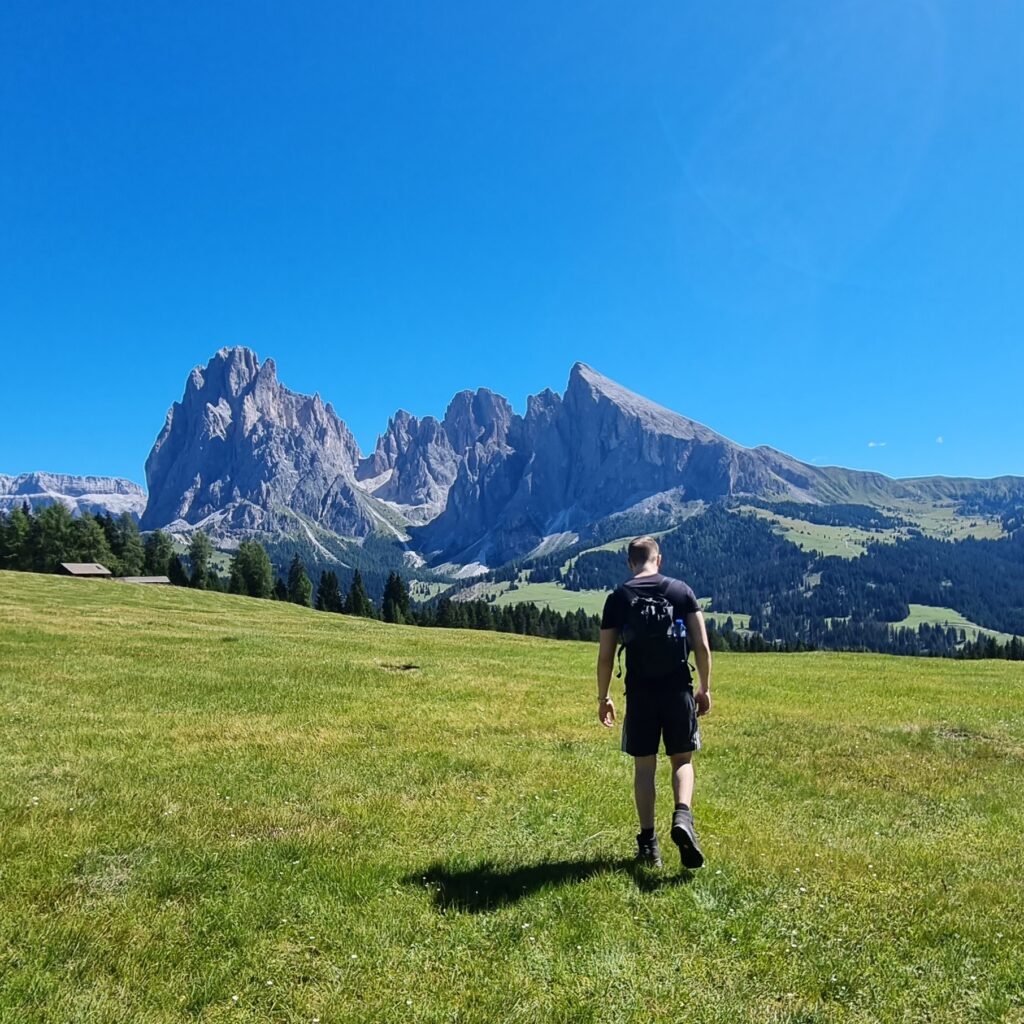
406, 856, 694, 912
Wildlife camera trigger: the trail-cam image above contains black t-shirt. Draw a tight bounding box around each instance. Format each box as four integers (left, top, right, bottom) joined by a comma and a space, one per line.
601, 573, 700, 683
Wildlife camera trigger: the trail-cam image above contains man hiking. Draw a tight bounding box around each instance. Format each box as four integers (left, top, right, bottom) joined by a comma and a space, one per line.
596, 535, 712, 869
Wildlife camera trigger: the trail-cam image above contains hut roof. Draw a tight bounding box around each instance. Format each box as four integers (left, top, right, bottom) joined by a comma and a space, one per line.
59, 562, 112, 576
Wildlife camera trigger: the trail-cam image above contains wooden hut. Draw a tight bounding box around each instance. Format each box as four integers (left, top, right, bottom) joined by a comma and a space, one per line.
58, 562, 112, 578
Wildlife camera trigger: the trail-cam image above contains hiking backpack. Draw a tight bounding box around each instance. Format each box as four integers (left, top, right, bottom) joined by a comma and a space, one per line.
615, 584, 691, 681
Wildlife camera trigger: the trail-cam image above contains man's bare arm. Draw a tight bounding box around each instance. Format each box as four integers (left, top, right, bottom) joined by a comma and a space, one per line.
596, 628, 618, 727
684, 610, 713, 716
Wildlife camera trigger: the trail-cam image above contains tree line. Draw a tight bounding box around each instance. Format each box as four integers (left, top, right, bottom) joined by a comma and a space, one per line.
0, 503, 601, 641
1, 502, 166, 577
5, 501, 1020, 658
550, 505, 1024, 658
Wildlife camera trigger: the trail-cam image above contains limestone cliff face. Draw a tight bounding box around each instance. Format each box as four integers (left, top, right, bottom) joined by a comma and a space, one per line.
353, 388, 515, 524
140, 348, 1013, 565
141, 347, 373, 536
0, 472, 146, 519
356, 412, 459, 520
414, 363, 840, 563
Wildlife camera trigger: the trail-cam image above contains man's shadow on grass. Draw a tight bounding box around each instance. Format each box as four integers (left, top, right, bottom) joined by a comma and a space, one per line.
406, 857, 694, 912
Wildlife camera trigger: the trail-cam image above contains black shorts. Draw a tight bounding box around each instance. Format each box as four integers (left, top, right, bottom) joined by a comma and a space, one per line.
621, 680, 701, 757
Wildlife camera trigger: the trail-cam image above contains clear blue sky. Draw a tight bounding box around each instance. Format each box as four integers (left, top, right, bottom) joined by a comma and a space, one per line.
2, 1, 1022, 486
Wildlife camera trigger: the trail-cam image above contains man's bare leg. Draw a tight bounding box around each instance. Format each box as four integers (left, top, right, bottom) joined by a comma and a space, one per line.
670, 752, 694, 808
633, 755, 657, 830
669, 752, 704, 868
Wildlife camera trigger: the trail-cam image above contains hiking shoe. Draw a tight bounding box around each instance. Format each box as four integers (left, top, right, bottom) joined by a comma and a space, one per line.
636, 832, 663, 868
670, 807, 705, 869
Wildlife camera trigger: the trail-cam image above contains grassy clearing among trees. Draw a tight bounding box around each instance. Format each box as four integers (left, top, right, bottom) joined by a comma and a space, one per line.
2, 572, 1023, 1022
894, 604, 1017, 645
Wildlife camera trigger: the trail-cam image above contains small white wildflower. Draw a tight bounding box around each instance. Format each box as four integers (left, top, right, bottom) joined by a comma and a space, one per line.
351, 954, 357, 960
406, 999, 412, 1006
266, 980, 273, 987
232, 995, 239, 1003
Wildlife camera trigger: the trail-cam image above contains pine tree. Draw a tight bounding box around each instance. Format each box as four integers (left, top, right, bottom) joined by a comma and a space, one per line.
274, 577, 288, 601
316, 570, 343, 612
96, 512, 119, 558
188, 532, 214, 589
69, 513, 115, 566
435, 597, 455, 627
143, 530, 175, 576
167, 554, 189, 587
30, 502, 75, 573
382, 572, 410, 623
343, 569, 374, 617
229, 540, 274, 598
229, 551, 246, 595
1, 505, 30, 569
115, 513, 145, 576
287, 554, 313, 607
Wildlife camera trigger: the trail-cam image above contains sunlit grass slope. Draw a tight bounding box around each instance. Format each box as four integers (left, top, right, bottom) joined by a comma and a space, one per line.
2, 571, 1023, 1023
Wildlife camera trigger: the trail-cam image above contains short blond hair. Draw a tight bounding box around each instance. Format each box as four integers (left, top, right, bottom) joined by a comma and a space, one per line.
627, 535, 660, 570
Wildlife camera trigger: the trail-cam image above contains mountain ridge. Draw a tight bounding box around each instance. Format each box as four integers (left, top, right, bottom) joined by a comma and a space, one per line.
132, 347, 1024, 563
0, 472, 146, 519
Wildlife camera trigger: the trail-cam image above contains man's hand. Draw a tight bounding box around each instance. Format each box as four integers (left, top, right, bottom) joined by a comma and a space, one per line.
694, 688, 712, 718
598, 697, 616, 727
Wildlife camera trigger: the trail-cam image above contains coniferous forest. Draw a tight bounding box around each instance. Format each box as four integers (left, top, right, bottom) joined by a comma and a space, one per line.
2, 500, 1022, 659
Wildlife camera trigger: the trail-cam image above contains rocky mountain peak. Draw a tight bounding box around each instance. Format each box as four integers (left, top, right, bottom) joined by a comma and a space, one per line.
141, 347, 367, 536
442, 388, 513, 453
185, 346, 263, 398
565, 361, 715, 442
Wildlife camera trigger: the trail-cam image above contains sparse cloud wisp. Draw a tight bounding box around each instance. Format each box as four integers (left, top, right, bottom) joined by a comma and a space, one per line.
867, 441, 888, 448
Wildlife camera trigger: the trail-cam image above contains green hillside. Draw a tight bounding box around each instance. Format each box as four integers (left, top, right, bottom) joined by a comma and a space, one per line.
895, 604, 1017, 645
2, 572, 1023, 1022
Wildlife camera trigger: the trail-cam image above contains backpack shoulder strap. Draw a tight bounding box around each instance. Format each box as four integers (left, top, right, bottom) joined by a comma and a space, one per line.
613, 583, 632, 678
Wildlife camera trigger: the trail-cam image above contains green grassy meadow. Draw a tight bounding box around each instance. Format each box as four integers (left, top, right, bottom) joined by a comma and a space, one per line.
2, 571, 1024, 1023
738, 503, 1005, 560
492, 581, 608, 616
894, 604, 1017, 645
